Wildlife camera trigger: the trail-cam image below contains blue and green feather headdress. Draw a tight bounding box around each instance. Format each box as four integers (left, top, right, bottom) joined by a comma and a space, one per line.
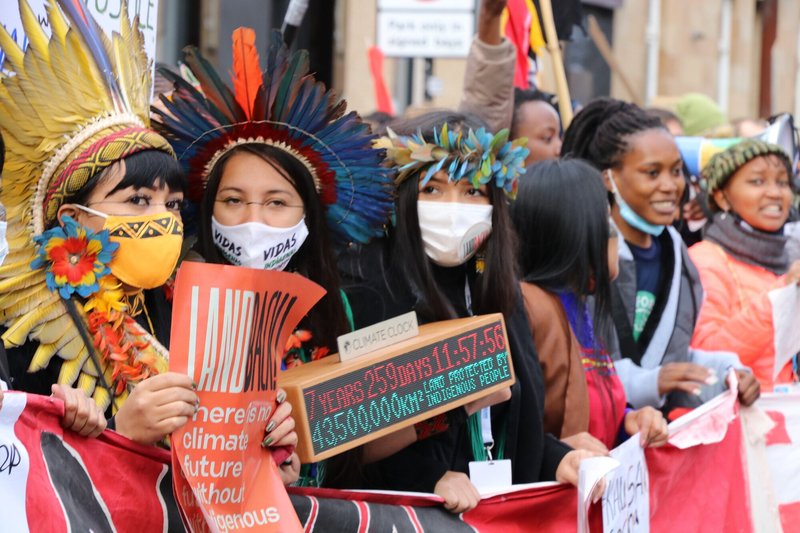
152, 29, 393, 245
376, 123, 529, 198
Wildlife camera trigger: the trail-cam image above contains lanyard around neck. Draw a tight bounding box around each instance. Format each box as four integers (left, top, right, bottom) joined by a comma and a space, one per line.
469, 407, 506, 461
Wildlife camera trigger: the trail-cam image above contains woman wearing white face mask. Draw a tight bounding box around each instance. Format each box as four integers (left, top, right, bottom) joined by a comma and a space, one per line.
326, 112, 596, 514
153, 29, 393, 486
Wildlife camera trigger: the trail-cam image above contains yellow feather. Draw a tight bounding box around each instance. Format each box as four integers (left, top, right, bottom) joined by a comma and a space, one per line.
0, 269, 46, 294
76, 372, 97, 397
30, 313, 74, 344
0, 22, 25, 72
0, 286, 55, 321
2, 297, 62, 346
112, 33, 134, 113
120, 4, 151, 118
20, 0, 50, 62
0, 281, 49, 306
28, 332, 81, 372
56, 334, 86, 361
65, 29, 112, 110
0, 257, 36, 277
58, 345, 90, 385
29, 342, 59, 371
46, 0, 69, 40
48, 38, 90, 116
93, 386, 111, 412
82, 356, 101, 378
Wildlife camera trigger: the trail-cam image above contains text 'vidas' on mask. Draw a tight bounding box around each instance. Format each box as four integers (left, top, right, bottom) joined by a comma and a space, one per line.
211, 216, 309, 271
417, 201, 493, 267
75, 204, 183, 289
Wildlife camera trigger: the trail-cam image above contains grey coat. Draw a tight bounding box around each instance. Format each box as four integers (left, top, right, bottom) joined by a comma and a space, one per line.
608, 227, 742, 410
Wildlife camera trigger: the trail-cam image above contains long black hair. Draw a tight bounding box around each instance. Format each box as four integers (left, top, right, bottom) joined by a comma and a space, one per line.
511, 159, 612, 342
195, 143, 349, 353
386, 110, 519, 321
560, 97, 665, 170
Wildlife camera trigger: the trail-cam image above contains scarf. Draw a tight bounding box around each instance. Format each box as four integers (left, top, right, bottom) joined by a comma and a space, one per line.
705, 212, 790, 275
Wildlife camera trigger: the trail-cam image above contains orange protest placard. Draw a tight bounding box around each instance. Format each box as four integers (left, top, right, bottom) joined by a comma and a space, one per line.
169, 261, 326, 532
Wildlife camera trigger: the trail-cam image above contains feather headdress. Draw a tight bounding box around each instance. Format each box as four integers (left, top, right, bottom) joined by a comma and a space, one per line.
153, 29, 394, 245
0, 0, 172, 409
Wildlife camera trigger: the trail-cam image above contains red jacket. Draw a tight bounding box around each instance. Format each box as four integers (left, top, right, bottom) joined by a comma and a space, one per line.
689, 241, 794, 391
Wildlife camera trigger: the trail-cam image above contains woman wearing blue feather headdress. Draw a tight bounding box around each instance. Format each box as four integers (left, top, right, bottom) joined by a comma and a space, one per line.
324, 110, 596, 513
153, 27, 394, 486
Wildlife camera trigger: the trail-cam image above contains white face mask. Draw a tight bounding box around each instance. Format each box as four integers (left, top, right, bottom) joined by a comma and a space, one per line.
417, 201, 493, 267
0, 220, 7, 266
211, 216, 309, 271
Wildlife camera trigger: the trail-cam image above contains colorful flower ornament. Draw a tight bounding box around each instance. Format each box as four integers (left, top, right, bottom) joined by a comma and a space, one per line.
29, 214, 163, 403
376, 123, 530, 198
31, 215, 118, 299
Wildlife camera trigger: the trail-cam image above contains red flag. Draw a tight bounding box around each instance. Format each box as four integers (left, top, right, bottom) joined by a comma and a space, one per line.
504, 0, 532, 89
0, 392, 179, 532
368, 46, 395, 116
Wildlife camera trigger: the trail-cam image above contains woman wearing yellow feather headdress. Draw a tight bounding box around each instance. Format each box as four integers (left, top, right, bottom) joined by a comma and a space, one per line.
0, 0, 198, 445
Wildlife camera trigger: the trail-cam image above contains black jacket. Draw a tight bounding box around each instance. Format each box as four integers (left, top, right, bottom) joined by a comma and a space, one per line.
328, 257, 570, 492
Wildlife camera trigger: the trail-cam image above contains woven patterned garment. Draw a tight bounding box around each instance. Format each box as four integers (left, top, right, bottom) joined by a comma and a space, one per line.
558, 291, 627, 448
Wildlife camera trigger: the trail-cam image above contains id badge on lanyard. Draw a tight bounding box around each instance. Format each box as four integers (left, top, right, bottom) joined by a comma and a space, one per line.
468, 407, 512, 491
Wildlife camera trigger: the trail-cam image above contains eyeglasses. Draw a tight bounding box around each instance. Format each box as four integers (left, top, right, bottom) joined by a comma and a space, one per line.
214, 198, 304, 222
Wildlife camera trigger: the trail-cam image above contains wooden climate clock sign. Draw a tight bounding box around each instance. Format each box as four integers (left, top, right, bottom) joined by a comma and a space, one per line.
279, 313, 515, 462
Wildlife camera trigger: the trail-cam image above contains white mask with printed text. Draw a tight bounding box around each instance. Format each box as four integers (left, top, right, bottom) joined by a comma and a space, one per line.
417, 201, 493, 267
211, 216, 308, 271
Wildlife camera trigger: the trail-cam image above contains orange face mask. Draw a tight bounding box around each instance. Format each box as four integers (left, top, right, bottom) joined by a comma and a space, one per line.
76, 205, 183, 289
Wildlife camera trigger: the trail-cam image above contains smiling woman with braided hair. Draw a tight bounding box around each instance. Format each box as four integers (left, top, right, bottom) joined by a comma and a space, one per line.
560, 98, 760, 414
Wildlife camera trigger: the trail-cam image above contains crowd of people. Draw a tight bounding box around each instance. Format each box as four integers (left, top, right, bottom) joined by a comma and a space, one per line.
0, 0, 797, 523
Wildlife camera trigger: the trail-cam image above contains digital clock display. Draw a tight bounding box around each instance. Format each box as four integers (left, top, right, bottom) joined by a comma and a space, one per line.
302, 319, 512, 455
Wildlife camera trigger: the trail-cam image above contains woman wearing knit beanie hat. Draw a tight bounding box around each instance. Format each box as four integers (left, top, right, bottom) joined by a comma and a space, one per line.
675, 93, 733, 137
690, 139, 799, 390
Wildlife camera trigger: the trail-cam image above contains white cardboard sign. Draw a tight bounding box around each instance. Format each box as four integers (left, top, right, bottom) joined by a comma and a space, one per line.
377, 7, 474, 58
602, 435, 650, 533
0, 1, 159, 80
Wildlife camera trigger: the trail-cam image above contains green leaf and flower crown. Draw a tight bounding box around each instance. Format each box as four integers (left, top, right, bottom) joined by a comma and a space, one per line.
375, 123, 529, 198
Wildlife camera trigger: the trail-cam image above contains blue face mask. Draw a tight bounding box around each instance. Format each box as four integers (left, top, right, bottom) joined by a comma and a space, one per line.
607, 170, 666, 237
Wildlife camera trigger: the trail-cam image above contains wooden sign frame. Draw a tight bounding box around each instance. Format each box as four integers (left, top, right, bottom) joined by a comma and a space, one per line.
278, 313, 515, 462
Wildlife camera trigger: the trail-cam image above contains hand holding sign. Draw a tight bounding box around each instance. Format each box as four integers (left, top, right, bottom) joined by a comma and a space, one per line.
623, 406, 669, 448
169, 261, 325, 532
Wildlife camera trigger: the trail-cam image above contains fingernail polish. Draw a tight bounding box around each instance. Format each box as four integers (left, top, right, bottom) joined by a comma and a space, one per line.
693, 388, 702, 396
191, 381, 197, 390
261, 436, 273, 448
266, 420, 276, 433
277, 390, 286, 404
706, 375, 718, 385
